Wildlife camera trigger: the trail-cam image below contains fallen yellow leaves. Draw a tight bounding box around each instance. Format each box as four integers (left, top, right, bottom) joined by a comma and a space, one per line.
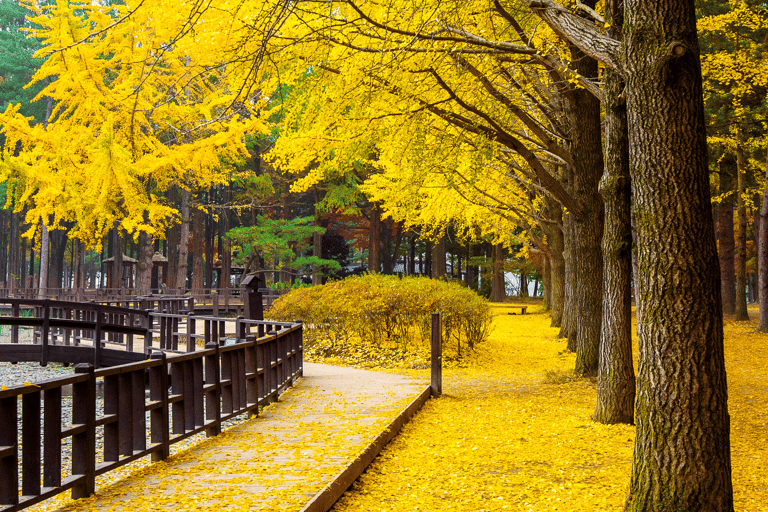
332, 304, 768, 511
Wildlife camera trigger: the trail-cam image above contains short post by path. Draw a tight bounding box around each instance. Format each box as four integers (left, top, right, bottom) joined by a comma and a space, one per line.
431, 312, 442, 397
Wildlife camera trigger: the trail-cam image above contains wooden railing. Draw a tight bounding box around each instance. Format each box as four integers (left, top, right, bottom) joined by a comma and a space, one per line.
3, 288, 284, 308
0, 299, 152, 368
0, 319, 303, 512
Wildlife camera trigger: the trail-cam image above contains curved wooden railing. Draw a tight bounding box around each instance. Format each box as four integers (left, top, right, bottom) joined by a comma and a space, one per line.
0, 302, 302, 512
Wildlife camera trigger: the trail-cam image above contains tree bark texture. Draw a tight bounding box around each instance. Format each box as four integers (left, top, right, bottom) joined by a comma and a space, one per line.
735, 131, 749, 320
757, 154, 768, 331
593, 56, 635, 425
490, 243, 506, 302
49, 229, 68, 290
543, 201, 565, 327
38, 224, 49, 299
74, 240, 85, 301
561, 212, 576, 346
136, 230, 153, 296
369, 204, 381, 273
718, 156, 736, 315
192, 207, 205, 292
568, 28, 605, 377
176, 189, 191, 293
718, 205, 736, 315
624, 1, 733, 508
431, 233, 446, 279
543, 256, 551, 311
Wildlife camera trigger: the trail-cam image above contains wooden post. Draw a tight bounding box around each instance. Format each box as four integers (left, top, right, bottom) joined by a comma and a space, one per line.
204, 342, 221, 437
0, 394, 18, 507
187, 312, 196, 353
431, 312, 442, 397
93, 307, 103, 369
40, 303, 50, 366
72, 364, 96, 499
149, 352, 170, 461
21, 390, 41, 496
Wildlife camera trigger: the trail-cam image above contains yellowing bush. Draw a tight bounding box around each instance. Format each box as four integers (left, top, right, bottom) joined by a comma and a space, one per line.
267, 275, 493, 361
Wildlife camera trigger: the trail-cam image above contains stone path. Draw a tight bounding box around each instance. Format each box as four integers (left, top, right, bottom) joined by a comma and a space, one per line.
48, 363, 429, 512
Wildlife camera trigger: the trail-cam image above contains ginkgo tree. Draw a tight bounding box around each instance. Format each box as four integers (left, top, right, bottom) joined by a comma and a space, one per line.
0, 0, 269, 294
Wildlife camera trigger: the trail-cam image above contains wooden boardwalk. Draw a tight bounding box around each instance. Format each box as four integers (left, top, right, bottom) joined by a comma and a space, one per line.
42, 364, 429, 512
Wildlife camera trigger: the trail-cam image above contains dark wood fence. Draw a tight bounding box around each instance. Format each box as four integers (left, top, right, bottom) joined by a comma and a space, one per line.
0, 319, 303, 512
0, 299, 152, 368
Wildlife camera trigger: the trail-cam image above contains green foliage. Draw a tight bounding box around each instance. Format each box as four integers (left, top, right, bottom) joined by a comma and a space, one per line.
227, 216, 339, 279
268, 274, 493, 362
0, 0, 46, 121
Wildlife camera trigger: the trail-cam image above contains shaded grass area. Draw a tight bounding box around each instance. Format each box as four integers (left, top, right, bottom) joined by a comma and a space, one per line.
325, 304, 768, 511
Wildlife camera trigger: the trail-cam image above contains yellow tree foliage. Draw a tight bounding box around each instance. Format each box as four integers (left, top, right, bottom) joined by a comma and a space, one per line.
0, 0, 269, 247
264, 0, 576, 250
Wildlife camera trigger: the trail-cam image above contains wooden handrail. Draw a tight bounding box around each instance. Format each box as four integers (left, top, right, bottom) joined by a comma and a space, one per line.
0, 317, 303, 512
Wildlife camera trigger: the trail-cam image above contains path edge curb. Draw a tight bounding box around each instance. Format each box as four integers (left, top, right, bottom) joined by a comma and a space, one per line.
299, 384, 433, 512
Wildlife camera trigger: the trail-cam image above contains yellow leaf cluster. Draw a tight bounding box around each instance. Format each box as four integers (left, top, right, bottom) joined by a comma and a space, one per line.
2, 0, 270, 247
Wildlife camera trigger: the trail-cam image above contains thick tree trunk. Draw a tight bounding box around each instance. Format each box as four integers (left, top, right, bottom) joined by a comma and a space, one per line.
593, 53, 635, 425
757, 154, 768, 331
431, 233, 446, 279
220, 201, 231, 294
38, 224, 49, 299
136, 230, 153, 296
567, 26, 605, 377
718, 205, 736, 314
543, 202, 566, 326
74, 240, 85, 301
735, 130, 749, 320
489, 243, 505, 302
543, 256, 551, 310
466, 243, 480, 291
718, 157, 736, 315
49, 228, 68, 291
518, 270, 529, 298
624, 2, 733, 508
369, 204, 381, 273
113, 224, 123, 291
192, 207, 205, 293
205, 201, 215, 289
561, 212, 576, 346
175, 189, 191, 293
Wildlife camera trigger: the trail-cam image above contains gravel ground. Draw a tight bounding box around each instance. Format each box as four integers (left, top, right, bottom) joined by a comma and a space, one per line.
1, 327, 76, 388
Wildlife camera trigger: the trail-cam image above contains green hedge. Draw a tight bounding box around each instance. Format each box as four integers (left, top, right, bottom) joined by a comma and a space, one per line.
267, 274, 493, 358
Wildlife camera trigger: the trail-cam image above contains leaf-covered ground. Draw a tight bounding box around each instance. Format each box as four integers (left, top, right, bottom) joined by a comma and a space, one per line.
328, 304, 768, 511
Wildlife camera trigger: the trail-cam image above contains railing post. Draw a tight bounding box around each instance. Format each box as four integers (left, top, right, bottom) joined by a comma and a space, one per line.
93, 306, 104, 368
204, 342, 222, 437
144, 310, 153, 354
21, 389, 42, 497
268, 330, 278, 401
187, 312, 196, 352
245, 335, 258, 410
150, 352, 170, 461
11, 303, 19, 343
0, 394, 18, 507
72, 364, 96, 499
236, 315, 246, 341
43, 386, 62, 488
41, 302, 50, 366
431, 312, 442, 397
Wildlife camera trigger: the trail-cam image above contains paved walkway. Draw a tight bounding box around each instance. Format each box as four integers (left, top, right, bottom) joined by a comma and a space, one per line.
53, 363, 428, 512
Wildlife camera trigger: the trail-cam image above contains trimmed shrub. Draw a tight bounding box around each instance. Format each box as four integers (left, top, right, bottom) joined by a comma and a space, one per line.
267, 274, 493, 361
